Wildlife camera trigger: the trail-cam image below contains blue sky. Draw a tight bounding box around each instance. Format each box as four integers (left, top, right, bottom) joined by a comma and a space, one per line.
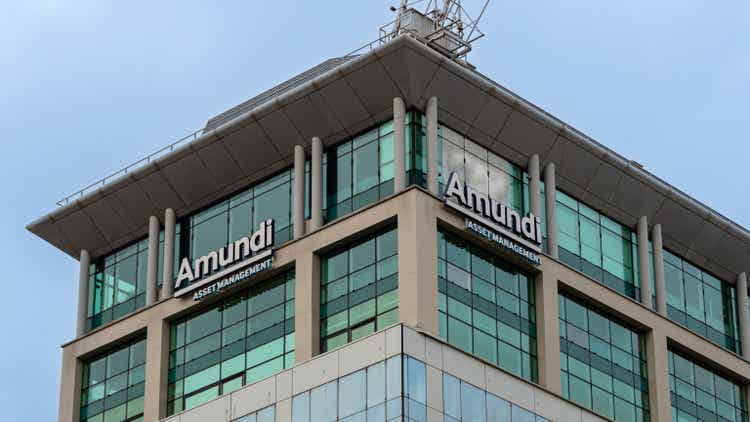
1, 1, 748, 420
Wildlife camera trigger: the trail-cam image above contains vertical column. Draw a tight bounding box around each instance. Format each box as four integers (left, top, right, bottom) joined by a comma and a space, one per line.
528, 154, 541, 217
293, 145, 306, 239
77, 250, 91, 337
737, 272, 750, 360
637, 216, 653, 309
146, 215, 160, 306
393, 97, 407, 192
425, 96, 439, 195
58, 346, 82, 422
652, 224, 667, 316
143, 319, 170, 421
294, 252, 320, 362
535, 263, 561, 394
397, 189, 439, 335
311, 136, 324, 231
161, 208, 176, 299
544, 163, 558, 259
645, 329, 672, 422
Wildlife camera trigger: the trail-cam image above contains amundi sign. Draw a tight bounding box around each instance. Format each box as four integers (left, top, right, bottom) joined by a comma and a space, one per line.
443, 172, 543, 265
174, 219, 275, 300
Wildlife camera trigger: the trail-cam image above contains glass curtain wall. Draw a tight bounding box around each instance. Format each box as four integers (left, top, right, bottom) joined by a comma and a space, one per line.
320, 227, 399, 352
167, 270, 295, 415
87, 241, 149, 331
664, 250, 740, 353
556, 191, 641, 300
559, 294, 649, 421
438, 124, 528, 214
80, 338, 146, 422
669, 350, 747, 422
437, 228, 537, 382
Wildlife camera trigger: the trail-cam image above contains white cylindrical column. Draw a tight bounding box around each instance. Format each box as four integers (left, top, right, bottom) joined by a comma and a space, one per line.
637, 216, 653, 309
146, 215, 160, 306
528, 154, 541, 217
736, 272, 750, 360
77, 250, 91, 336
311, 136, 324, 230
161, 208, 176, 299
544, 163, 558, 259
652, 224, 667, 316
426, 96, 439, 195
393, 97, 407, 192
293, 145, 306, 239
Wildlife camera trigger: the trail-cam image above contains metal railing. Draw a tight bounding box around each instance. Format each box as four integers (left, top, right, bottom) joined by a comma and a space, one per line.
56, 128, 204, 207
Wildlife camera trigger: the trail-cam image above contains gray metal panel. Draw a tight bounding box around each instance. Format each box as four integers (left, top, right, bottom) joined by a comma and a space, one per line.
112, 182, 160, 230
319, 78, 370, 130
609, 173, 665, 220
57, 209, 107, 254
555, 139, 602, 192
84, 197, 131, 244
137, 170, 185, 212
345, 61, 402, 117
497, 111, 558, 158
585, 161, 624, 202
423, 67, 486, 133
221, 123, 281, 176
283, 97, 337, 144
160, 153, 218, 205
378, 46, 439, 106
472, 96, 513, 139
653, 199, 705, 248
195, 141, 245, 189
257, 109, 304, 163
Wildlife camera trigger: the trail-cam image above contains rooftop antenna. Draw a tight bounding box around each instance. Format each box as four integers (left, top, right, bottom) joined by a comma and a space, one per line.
381, 0, 490, 65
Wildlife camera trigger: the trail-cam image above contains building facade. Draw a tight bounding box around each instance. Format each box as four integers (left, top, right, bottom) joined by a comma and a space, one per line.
29, 31, 750, 422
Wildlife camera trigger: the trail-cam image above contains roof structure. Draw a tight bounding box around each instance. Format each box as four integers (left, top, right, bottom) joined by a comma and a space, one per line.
27, 35, 750, 283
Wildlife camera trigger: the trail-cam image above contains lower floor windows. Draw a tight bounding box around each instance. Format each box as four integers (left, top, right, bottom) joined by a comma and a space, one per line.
669, 350, 747, 422
320, 226, 399, 352
559, 294, 649, 422
167, 270, 295, 415
437, 228, 537, 382
80, 338, 146, 422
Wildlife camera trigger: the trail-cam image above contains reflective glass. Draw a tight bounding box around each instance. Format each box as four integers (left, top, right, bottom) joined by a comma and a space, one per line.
80, 338, 146, 422
320, 227, 398, 352
663, 250, 739, 353
437, 229, 537, 382
167, 271, 295, 415
559, 294, 648, 422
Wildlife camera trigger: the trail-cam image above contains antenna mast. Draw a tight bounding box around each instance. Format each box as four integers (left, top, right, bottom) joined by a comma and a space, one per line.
382, 0, 490, 64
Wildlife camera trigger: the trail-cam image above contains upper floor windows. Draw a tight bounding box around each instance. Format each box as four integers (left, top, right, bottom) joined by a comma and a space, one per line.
556, 191, 641, 301
80, 337, 146, 422
320, 227, 399, 352
664, 250, 739, 353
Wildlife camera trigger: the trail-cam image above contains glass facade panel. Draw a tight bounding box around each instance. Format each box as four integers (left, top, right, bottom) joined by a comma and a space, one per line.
437, 125, 528, 215
167, 270, 295, 415
80, 338, 146, 422
442, 372, 548, 422
559, 294, 649, 421
669, 350, 747, 422
437, 228, 537, 382
555, 191, 641, 300
291, 355, 404, 422
663, 250, 740, 353
320, 227, 398, 352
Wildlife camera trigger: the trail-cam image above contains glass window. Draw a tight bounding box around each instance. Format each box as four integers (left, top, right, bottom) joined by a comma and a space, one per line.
555, 191, 642, 300
559, 294, 649, 422
437, 229, 537, 382
88, 237, 158, 332
167, 271, 295, 415
663, 250, 740, 353
80, 338, 146, 422
291, 355, 402, 422
669, 350, 747, 422
320, 227, 398, 352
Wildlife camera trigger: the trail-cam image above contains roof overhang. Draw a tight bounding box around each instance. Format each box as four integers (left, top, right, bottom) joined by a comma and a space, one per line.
28, 35, 750, 283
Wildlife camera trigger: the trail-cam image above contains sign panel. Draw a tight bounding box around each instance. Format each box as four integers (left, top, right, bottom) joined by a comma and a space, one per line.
174, 219, 275, 300
443, 172, 542, 265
